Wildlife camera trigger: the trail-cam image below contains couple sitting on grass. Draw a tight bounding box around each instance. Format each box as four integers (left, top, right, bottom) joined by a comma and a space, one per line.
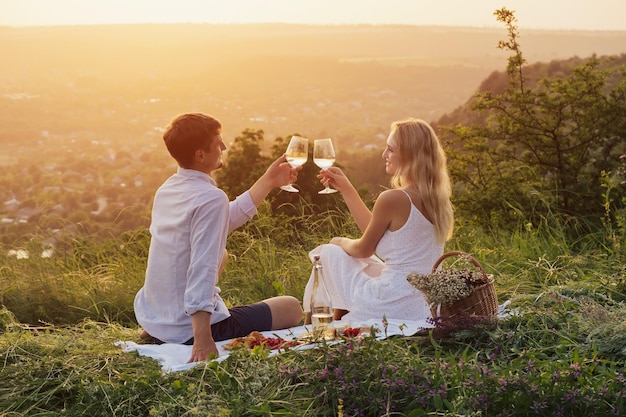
134, 112, 454, 363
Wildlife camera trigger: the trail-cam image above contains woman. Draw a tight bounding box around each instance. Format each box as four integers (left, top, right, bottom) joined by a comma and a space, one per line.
303, 118, 454, 324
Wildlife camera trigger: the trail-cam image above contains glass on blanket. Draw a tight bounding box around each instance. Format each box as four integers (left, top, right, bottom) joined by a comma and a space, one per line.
309, 255, 334, 340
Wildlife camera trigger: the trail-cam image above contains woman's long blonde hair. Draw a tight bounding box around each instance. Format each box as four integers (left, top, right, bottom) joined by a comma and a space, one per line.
389, 118, 454, 243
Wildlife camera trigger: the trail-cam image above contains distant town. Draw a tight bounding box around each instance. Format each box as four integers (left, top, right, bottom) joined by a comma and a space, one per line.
2, 23, 625, 255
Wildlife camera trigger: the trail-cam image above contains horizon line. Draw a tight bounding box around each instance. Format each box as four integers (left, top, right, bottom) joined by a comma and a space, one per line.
1, 21, 625, 33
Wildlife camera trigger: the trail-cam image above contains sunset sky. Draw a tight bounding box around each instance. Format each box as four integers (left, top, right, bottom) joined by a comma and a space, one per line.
1, 0, 625, 31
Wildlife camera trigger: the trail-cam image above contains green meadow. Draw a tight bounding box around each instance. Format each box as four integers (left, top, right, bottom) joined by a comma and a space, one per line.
1, 9, 626, 416
1, 203, 625, 416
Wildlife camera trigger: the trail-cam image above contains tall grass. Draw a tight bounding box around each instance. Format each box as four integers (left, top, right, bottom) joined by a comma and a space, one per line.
1, 202, 625, 416
0, 228, 150, 326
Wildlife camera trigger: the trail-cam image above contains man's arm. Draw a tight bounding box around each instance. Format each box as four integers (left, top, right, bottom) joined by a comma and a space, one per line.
228, 154, 301, 232
188, 311, 218, 362
248, 154, 300, 206
186, 192, 228, 362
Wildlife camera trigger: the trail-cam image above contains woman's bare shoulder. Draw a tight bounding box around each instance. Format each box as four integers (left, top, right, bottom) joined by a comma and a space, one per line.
373, 189, 412, 215
376, 188, 411, 205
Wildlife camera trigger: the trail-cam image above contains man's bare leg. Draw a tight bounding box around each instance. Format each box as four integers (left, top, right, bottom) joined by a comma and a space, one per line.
263, 296, 304, 329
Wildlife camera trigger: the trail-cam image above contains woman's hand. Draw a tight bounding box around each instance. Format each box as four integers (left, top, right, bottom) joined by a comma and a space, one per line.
317, 167, 353, 194
329, 236, 346, 246
321, 166, 372, 233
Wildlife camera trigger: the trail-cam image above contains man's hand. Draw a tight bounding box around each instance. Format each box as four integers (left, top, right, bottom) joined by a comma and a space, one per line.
188, 339, 219, 363
249, 154, 302, 205
265, 153, 302, 188
188, 311, 218, 363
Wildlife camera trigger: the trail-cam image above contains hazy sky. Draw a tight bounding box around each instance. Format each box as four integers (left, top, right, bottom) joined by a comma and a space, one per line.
0, 0, 624, 31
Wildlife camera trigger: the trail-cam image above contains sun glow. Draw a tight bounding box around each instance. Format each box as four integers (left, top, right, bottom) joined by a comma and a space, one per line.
1, 0, 625, 31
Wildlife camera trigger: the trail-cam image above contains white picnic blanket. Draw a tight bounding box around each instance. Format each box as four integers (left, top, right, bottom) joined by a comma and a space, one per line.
116, 302, 514, 373
115, 318, 431, 372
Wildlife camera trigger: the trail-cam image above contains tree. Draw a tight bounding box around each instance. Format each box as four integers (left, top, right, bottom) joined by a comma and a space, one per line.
215, 128, 272, 199
441, 8, 626, 229
216, 130, 345, 217
268, 135, 346, 216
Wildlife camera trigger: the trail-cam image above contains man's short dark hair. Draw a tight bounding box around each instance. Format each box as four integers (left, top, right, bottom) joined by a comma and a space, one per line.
163, 113, 221, 168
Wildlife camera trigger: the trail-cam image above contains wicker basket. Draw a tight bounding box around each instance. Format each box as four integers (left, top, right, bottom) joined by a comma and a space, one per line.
427, 251, 498, 319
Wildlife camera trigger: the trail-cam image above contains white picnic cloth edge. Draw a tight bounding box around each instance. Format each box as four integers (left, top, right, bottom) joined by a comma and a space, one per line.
114, 318, 431, 372
115, 302, 514, 373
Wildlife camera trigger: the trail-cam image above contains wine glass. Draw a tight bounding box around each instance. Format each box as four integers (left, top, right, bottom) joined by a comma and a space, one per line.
280, 135, 309, 193
313, 138, 338, 194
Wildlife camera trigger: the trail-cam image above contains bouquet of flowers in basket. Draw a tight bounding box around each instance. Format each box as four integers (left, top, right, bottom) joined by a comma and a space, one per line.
406, 268, 488, 306
407, 251, 498, 319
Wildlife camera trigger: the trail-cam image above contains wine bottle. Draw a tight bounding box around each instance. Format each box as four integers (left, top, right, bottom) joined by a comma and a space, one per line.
309, 255, 334, 340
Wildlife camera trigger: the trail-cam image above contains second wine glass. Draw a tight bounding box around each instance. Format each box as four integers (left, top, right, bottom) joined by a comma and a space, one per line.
313, 138, 338, 194
280, 135, 309, 193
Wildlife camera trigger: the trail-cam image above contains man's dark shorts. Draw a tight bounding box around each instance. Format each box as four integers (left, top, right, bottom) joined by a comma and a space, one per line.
146, 302, 273, 345
198, 301, 273, 344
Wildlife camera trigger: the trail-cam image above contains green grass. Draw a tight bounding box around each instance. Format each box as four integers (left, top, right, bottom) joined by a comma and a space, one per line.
1, 204, 625, 416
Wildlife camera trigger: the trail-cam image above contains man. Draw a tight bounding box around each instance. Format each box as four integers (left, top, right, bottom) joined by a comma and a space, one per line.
134, 113, 303, 363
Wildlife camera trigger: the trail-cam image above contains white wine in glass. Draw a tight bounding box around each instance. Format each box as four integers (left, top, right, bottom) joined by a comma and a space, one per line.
280, 135, 309, 193
313, 138, 338, 194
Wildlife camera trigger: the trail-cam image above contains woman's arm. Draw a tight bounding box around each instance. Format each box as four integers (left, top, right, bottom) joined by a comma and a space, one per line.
330, 190, 400, 258
319, 167, 371, 232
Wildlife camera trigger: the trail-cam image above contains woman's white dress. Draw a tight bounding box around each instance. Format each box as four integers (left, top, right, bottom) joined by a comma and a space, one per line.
303, 190, 444, 324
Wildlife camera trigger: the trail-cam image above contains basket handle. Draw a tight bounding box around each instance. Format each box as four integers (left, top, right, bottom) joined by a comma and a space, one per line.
431, 251, 487, 279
